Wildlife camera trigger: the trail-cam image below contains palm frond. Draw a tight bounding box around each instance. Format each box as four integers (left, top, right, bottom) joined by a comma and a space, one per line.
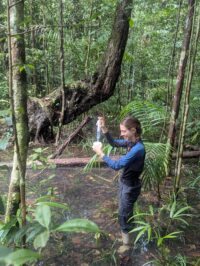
83, 144, 117, 173
142, 142, 172, 189
120, 100, 169, 140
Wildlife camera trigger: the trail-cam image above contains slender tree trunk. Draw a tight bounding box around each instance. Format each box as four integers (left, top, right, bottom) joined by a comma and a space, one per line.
167, 0, 195, 148
55, 0, 65, 145
30, 0, 38, 96
175, 5, 200, 193
5, 0, 29, 225
84, 0, 94, 76
165, 0, 195, 176
166, 0, 183, 109
42, 7, 49, 96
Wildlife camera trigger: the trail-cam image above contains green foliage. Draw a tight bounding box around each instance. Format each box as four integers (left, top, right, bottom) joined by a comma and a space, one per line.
187, 174, 200, 196
55, 218, 101, 233
144, 253, 190, 266
19, 64, 34, 76
0, 218, 17, 245
0, 196, 101, 251
93, 239, 118, 266
83, 144, 117, 172
0, 196, 5, 215
135, 199, 187, 238
0, 132, 12, 151
28, 147, 56, 170
131, 203, 184, 248
142, 142, 171, 191
0, 109, 12, 150
35, 205, 51, 229
83, 153, 99, 172
168, 199, 192, 226
0, 74, 8, 110
36, 201, 69, 210
0, 247, 40, 266
120, 100, 168, 141
0, 0, 199, 263
33, 230, 49, 249
131, 197, 192, 265
0, 246, 12, 261
1, 141, 101, 251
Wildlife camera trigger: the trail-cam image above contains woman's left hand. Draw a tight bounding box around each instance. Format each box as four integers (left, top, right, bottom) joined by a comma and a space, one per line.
92, 141, 104, 158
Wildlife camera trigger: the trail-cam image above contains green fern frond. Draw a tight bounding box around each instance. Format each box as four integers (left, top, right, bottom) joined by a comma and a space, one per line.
120, 100, 169, 140
83, 144, 117, 173
142, 142, 172, 189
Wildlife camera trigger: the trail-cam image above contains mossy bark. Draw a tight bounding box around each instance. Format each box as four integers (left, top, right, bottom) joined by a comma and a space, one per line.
5, 0, 29, 223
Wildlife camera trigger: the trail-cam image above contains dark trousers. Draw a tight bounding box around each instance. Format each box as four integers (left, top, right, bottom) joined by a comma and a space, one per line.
118, 179, 141, 233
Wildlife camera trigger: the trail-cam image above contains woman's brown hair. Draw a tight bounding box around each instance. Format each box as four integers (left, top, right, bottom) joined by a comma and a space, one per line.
120, 116, 142, 136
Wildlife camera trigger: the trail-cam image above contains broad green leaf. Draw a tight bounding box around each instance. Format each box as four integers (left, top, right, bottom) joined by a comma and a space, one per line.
55, 219, 100, 233
26, 224, 44, 242
36, 195, 55, 203
4, 249, 41, 266
36, 201, 69, 210
33, 230, 50, 249
0, 218, 17, 241
35, 205, 51, 229
129, 18, 134, 28
0, 246, 12, 261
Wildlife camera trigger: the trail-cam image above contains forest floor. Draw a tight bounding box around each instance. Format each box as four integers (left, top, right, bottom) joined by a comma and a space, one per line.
0, 144, 200, 265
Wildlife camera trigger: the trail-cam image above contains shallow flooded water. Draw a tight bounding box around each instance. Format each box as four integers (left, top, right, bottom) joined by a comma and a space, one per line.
0, 166, 155, 265
0, 164, 200, 265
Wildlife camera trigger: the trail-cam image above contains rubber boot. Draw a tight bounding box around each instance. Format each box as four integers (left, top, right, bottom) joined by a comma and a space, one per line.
121, 232, 130, 245
117, 232, 131, 254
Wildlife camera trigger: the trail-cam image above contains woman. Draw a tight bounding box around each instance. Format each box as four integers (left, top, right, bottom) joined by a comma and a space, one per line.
92, 116, 145, 248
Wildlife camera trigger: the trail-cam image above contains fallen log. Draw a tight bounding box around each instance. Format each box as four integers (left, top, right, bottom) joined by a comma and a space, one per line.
51, 116, 91, 159
48, 150, 200, 167
173, 150, 200, 159
184, 144, 200, 151
1, 150, 199, 169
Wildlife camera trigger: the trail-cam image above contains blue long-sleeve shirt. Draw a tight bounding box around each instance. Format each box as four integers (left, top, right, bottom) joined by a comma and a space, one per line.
102, 132, 145, 184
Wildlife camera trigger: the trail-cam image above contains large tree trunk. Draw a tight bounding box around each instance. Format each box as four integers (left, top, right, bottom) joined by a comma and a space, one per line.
5, 0, 29, 223
28, 0, 133, 142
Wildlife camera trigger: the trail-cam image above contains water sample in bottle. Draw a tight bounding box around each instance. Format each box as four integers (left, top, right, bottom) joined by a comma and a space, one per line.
96, 120, 101, 141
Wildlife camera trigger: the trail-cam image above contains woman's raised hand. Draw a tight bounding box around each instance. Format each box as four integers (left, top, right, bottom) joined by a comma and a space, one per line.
98, 116, 108, 133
